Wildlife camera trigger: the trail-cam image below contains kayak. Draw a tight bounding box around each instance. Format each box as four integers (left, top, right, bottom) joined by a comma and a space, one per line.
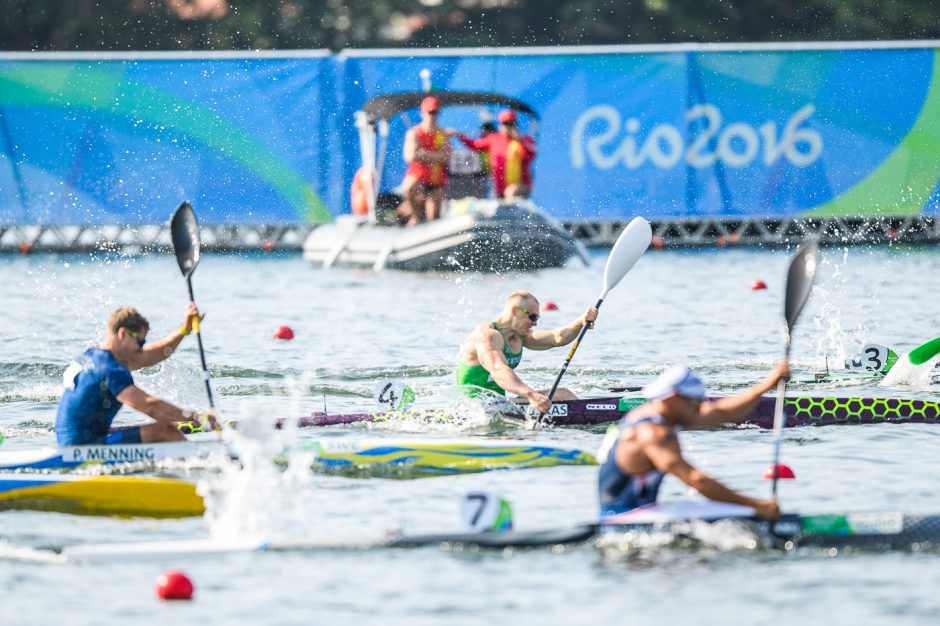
0, 437, 596, 476
0, 473, 203, 518
269, 394, 940, 429
57, 501, 940, 560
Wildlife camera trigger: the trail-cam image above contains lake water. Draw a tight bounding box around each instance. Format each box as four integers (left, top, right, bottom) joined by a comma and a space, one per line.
3, 244, 940, 625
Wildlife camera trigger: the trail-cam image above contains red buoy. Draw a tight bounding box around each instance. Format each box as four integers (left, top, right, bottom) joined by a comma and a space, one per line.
273, 325, 295, 340
156, 570, 194, 601
763, 464, 795, 480
751, 279, 768, 291
542, 301, 559, 311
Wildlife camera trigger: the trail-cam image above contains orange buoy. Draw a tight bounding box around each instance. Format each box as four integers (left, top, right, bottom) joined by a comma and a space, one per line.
156, 570, 194, 601
763, 464, 795, 480
273, 325, 295, 340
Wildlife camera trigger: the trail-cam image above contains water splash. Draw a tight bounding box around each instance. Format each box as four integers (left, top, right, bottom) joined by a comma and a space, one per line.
0, 539, 67, 564
810, 248, 874, 367
363, 386, 525, 434
881, 355, 939, 388
596, 519, 761, 562
199, 394, 312, 541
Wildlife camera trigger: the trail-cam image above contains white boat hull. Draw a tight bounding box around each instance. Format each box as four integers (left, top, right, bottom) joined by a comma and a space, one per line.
303, 199, 588, 272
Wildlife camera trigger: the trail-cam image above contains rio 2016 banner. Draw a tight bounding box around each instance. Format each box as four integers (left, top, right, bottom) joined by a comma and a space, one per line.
1, 45, 938, 224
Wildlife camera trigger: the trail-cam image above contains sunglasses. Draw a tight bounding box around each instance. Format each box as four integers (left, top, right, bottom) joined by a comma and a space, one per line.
126, 328, 146, 348
515, 306, 539, 323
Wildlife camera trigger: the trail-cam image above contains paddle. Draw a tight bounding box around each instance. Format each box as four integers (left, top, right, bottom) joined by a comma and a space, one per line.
170, 202, 216, 411
769, 238, 819, 497
537, 216, 652, 423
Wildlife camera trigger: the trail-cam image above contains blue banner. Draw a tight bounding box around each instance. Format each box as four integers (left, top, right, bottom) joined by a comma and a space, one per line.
1, 46, 938, 224
0, 55, 333, 225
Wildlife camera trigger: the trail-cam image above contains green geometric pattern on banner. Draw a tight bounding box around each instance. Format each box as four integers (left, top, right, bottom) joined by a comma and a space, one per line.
0, 65, 331, 223
808, 49, 940, 217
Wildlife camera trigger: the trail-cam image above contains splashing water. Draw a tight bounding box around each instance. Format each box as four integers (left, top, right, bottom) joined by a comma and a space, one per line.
881, 355, 940, 388
811, 248, 874, 366
596, 519, 762, 562
199, 396, 312, 542
0, 539, 67, 565
361, 385, 525, 434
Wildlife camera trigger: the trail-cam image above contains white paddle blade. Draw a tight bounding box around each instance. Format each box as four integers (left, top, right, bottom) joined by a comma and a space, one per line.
601, 217, 653, 298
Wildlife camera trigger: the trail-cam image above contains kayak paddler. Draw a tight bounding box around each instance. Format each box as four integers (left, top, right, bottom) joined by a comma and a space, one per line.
456, 290, 598, 414
598, 362, 790, 520
55, 305, 218, 445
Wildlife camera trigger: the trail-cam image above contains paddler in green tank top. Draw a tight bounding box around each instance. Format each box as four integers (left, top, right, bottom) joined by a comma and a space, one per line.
456, 290, 598, 414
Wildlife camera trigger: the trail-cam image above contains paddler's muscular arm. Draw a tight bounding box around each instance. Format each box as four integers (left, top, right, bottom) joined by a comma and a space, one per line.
639, 427, 779, 520
694, 362, 790, 429
117, 384, 191, 423
126, 303, 202, 370
524, 306, 598, 350
475, 330, 549, 410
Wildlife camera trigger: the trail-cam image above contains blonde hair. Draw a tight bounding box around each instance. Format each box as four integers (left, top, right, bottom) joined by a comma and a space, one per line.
107, 307, 149, 335
506, 290, 538, 308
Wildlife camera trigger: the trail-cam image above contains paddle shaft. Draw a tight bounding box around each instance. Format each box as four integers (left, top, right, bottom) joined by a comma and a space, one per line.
187, 277, 215, 409
769, 374, 787, 497
545, 296, 602, 402
769, 239, 818, 498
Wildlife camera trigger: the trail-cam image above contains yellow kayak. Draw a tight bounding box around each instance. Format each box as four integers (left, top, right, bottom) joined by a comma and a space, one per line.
0, 473, 204, 518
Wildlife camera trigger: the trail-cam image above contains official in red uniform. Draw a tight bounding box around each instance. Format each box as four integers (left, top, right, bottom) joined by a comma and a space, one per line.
398, 96, 452, 225
457, 109, 536, 199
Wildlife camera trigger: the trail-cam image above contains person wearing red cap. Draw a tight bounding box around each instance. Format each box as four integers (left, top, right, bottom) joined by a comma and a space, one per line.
397, 95, 452, 226
456, 108, 537, 199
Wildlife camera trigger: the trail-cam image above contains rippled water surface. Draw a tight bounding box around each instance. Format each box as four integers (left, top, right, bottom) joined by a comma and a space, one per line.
3, 245, 940, 625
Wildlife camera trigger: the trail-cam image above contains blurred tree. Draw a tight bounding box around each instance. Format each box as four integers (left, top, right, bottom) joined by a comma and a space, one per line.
1, 0, 938, 51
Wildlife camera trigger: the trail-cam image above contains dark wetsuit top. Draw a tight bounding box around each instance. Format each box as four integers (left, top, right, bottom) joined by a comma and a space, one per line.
597, 413, 672, 517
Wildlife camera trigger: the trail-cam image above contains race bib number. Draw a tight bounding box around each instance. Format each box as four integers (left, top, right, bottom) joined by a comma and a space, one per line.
460, 490, 513, 533
373, 380, 416, 412
844, 344, 891, 373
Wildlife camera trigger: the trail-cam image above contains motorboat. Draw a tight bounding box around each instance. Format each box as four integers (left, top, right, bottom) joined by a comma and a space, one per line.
302, 91, 589, 272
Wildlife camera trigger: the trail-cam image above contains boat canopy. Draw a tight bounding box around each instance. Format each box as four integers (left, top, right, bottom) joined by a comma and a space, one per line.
361, 91, 539, 123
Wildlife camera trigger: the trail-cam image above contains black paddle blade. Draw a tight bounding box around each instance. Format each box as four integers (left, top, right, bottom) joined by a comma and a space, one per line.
170, 202, 201, 279
784, 238, 819, 331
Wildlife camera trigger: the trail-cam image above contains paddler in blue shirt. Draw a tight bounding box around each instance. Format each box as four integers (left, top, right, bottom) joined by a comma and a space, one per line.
598, 363, 790, 520
456, 290, 598, 414
55, 304, 217, 445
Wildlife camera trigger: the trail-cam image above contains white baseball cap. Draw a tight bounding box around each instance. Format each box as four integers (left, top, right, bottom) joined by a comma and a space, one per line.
642, 366, 706, 401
